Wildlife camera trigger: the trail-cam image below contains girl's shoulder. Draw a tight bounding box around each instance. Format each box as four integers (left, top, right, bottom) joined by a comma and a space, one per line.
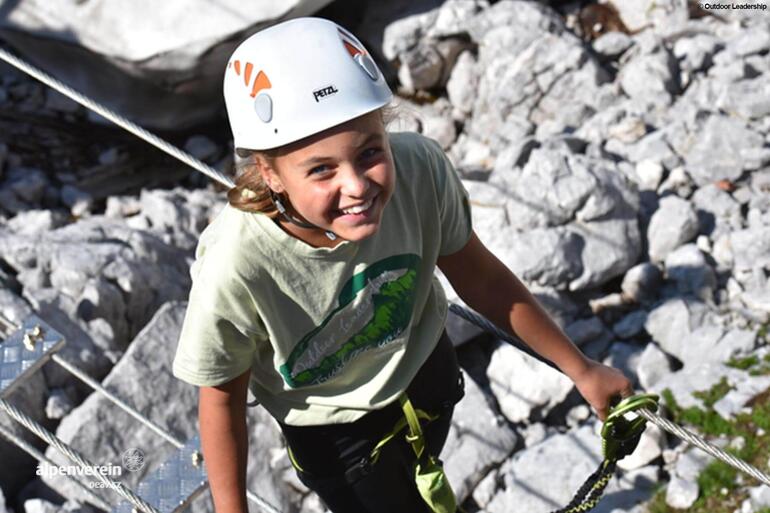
388, 131, 457, 191
192, 204, 263, 277
388, 131, 446, 164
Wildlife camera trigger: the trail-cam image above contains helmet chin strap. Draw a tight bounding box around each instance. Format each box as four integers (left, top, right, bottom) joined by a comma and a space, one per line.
272, 193, 337, 241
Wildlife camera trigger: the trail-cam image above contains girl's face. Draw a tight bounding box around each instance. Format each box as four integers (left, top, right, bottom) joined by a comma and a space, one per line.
261, 111, 395, 247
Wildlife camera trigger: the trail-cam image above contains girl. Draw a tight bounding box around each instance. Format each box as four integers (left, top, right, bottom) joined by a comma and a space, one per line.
172, 17, 633, 513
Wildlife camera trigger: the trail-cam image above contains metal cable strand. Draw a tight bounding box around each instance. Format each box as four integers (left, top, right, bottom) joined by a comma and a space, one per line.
0, 398, 161, 513
638, 409, 770, 487
0, 45, 235, 189
0, 423, 113, 511
51, 354, 183, 449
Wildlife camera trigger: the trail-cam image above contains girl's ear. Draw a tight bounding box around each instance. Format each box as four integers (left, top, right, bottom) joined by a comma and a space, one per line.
256, 157, 285, 194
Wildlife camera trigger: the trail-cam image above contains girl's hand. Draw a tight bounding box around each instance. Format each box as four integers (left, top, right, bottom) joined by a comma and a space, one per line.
571, 360, 634, 421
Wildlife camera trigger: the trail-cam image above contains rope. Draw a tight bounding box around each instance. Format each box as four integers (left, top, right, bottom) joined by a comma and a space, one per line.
637, 408, 770, 487
0, 423, 113, 511
448, 303, 559, 371
0, 45, 235, 189
0, 397, 160, 513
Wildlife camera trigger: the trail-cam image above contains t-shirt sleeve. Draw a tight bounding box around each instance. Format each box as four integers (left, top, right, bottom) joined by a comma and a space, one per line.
173, 251, 265, 388
421, 136, 473, 255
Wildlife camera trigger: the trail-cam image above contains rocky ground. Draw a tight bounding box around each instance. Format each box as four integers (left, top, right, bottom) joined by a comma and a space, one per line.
0, 1, 769, 512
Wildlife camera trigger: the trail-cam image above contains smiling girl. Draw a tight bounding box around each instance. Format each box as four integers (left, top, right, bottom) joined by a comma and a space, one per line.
172, 17, 632, 513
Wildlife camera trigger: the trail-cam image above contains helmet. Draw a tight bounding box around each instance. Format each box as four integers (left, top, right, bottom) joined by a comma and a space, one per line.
223, 17, 393, 151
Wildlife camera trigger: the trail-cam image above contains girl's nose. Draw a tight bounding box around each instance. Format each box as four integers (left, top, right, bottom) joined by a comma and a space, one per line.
339, 166, 370, 197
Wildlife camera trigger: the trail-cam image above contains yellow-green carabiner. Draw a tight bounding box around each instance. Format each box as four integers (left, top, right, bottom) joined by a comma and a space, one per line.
601, 393, 659, 462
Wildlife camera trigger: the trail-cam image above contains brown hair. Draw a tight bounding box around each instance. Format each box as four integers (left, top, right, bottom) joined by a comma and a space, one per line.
226, 148, 284, 217
227, 105, 398, 215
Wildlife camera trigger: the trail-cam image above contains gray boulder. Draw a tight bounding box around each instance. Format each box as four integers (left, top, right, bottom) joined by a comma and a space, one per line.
665, 447, 710, 509
0, 216, 193, 385
0, 0, 332, 130
715, 77, 770, 120
486, 341, 573, 423
488, 149, 641, 291
651, 363, 765, 411
683, 115, 764, 186
621, 263, 663, 304
608, 0, 690, 34
443, 370, 518, 503
691, 184, 742, 239
636, 342, 673, 391
647, 195, 699, 262
464, 1, 607, 154
486, 423, 658, 513
727, 226, 770, 274
644, 298, 712, 363
673, 34, 722, 73
619, 50, 680, 104
613, 310, 648, 339
446, 51, 478, 115
664, 244, 717, 302
593, 32, 634, 60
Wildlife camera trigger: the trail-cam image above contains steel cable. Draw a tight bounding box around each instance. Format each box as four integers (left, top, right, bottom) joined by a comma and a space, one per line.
637, 408, 770, 487
0, 45, 235, 189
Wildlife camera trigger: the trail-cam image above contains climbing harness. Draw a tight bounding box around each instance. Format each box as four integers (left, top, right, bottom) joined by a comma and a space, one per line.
2, 42, 770, 513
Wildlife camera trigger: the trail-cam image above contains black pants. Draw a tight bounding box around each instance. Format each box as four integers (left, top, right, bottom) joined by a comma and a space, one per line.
279, 332, 464, 513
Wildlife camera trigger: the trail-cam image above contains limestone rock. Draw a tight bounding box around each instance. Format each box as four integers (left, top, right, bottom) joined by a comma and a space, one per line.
443, 370, 518, 502
683, 115, 764, 186
647, 195, 699, 262
487, 341, 573, 423
486, 423, 658, 513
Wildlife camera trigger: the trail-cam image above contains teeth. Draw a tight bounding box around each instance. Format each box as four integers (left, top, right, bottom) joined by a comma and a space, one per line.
342, 198, 373, 215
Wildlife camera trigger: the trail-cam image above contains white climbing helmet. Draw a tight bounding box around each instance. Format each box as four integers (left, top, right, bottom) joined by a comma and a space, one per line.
223, 17, 393, 151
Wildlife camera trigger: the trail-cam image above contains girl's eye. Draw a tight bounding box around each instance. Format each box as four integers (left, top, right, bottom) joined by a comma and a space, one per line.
360, 147, 381, 160
308, 164, 329, 176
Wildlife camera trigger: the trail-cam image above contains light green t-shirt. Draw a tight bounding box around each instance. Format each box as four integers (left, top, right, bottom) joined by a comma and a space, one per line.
172, 132, 472, 426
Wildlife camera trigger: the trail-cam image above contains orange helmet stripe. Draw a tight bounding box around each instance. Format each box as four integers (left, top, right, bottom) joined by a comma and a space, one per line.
250, 70, 272, 97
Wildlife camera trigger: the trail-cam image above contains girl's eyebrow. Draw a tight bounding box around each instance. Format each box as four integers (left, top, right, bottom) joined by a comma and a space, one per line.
297, 133, 383, 167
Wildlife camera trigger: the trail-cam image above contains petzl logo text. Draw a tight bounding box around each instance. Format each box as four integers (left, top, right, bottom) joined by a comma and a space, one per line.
313, 85, 339, 102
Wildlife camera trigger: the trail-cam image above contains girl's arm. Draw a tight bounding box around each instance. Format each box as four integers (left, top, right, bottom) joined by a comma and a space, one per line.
199, 369, 251, 513
437, 232, 633, 420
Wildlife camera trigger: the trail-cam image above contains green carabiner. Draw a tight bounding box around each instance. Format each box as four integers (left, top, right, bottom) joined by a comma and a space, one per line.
601, 393, 659, 462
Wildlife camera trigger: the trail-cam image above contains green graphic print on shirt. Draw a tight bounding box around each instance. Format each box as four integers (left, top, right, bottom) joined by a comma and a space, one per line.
279, 254, 421, 388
